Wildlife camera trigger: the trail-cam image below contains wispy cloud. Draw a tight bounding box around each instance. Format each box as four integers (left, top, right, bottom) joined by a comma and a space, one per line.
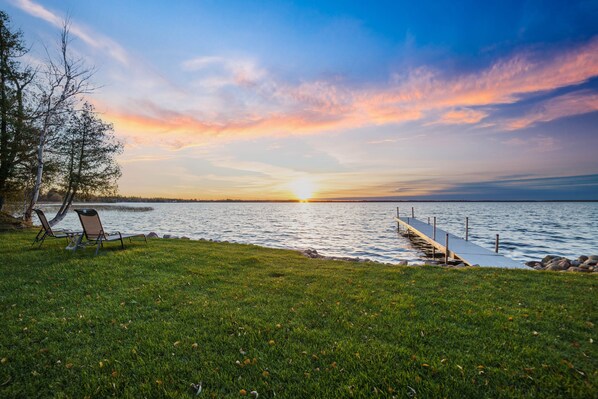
501, 135, 559, 152
102, 36, 598, 147
11, 0, 130, 64
432, 108, 488, 125
182, 55, 265, 87
504, 90, 598, 130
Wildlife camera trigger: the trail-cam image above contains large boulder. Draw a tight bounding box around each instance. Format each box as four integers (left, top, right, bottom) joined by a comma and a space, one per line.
546, 263, 564, 271
557, 259, 571, 269
541, 255, 556, 264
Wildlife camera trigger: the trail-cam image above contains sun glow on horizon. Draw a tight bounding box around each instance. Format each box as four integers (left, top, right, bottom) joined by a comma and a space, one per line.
289, 178, 316, 201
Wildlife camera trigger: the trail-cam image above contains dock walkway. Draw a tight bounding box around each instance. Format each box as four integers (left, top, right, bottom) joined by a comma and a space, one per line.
395, 216, 525, 269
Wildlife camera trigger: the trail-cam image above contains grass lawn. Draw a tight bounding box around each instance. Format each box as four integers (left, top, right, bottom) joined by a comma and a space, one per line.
0, 230, 596, 398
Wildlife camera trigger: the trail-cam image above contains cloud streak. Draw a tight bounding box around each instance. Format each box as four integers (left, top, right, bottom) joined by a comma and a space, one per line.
505, 90, 598, 130
100, 36, 598, 148
12, 0, 131, 64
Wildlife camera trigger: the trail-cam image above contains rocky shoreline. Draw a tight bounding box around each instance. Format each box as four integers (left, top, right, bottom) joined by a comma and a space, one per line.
149, 233, 597, 273
525, 255, 598, 273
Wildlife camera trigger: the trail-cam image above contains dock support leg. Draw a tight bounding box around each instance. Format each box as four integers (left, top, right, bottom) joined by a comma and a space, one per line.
411, 207, 414, 218
495, 234, 499, 253
445, 233, 449, 265
396, 207, 400, 231
465, 217, 469, 241
433, 217, 437, 240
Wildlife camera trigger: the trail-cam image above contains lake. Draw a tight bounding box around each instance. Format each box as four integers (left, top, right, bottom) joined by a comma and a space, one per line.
38, 202, 598, 264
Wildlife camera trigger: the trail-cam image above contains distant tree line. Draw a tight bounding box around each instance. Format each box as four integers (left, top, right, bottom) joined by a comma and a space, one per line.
0, 11, 122, 225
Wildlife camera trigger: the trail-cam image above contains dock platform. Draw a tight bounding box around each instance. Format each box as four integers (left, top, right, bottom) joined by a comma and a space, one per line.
395, 216, 526, 269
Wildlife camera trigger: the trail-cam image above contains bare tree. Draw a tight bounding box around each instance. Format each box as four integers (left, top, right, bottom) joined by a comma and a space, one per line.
23, 19, 94, 221
49, 102, 122, 225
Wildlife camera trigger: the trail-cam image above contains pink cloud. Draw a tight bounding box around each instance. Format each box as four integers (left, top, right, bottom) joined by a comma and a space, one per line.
505, 90, 598, 130
98, 36, 598, 147
434, 108, 489, 125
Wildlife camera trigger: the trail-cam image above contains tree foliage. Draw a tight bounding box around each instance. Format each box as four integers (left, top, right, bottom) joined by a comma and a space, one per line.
50, 103, 122, 224
0, 11, 36, 211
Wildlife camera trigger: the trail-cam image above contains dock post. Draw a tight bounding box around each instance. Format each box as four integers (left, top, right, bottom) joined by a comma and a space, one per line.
433, 217, 437, 240
495, 234, 499, 253
465, 217, 469, 241
445, 233, 449, 264
396, 207, 400, 231
427, 216, 430, 224
411, 207, 414, 218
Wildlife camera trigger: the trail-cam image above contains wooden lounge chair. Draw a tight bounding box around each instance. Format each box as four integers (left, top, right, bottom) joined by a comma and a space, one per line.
32, 208, 81, 248
74, 208, 147, 255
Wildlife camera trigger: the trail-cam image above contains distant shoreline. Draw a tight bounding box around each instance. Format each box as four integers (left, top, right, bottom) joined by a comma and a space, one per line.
38, 199, 598, 204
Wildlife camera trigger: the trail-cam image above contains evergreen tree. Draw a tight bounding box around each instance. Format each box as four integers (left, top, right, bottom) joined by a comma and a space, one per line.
0, 11, 35, 212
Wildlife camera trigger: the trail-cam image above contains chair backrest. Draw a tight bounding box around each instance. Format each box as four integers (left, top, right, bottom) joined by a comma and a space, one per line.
75, 209, 104, 240
33, 209, 54, 236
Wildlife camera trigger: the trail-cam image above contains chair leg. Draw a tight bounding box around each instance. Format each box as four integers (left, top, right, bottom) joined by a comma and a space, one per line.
95, 237, 103, 256
32, 229, 46, 246
72, 235, 83, 253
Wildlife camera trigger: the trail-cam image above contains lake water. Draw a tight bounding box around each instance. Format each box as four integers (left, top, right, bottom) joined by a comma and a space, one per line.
38, 202, 598, 265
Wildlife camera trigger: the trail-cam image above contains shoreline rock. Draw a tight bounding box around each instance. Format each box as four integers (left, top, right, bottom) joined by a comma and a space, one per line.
526, 255, 598, 273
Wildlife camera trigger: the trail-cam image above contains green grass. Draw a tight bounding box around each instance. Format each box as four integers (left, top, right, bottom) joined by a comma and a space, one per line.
0, 230, 596, 398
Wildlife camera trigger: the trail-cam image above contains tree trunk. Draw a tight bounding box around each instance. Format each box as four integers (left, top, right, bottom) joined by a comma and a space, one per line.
49, 188, 76, 226
23, 127, 46, 222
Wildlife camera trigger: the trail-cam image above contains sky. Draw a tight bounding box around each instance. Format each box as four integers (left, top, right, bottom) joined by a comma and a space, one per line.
2, 0, 598, 200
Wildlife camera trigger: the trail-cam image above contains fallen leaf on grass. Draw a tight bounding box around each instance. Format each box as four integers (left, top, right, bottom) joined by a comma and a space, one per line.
191, 382, 202, 396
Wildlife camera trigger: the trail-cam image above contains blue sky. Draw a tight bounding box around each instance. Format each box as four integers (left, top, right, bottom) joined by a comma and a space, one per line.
3, 0, 598, 199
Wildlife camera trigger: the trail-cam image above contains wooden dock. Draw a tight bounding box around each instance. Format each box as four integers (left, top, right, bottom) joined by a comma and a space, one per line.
395, 215, 526, 269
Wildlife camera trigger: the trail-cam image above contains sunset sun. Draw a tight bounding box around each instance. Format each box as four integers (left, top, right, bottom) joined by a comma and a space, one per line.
289, 178, 315, 201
